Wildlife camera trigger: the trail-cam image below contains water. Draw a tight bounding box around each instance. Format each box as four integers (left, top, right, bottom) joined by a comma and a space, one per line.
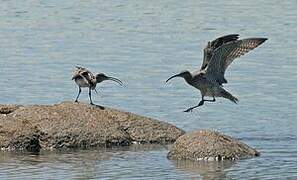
0, 0, 296, 179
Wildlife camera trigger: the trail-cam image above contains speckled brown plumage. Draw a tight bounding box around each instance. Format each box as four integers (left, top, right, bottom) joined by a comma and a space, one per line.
166, 35, 267, 112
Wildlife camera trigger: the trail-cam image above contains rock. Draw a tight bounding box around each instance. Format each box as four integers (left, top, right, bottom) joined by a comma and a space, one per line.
0, 101, 184, 152
167, 130, 259, 161
0, 116, 41, 152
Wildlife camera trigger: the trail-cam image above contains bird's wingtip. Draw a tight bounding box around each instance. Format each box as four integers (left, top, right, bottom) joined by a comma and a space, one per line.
259, 38, 268, 45
253, 37, 268, 45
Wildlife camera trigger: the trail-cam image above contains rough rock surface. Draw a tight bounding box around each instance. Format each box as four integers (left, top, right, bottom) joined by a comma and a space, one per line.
168, 130, 259, 161
0, 102, 184, 152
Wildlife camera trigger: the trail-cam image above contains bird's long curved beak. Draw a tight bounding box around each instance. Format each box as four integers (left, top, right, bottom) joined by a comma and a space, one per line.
166, 73, 181, 83
107, 76, 123, 86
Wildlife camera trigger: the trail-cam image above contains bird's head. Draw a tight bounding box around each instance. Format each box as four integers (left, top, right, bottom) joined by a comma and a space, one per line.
95, 73, 123, 86
166, 70, 192, 83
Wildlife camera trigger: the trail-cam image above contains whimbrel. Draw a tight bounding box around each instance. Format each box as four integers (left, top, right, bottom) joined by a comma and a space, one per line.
72, 66, 123, 105
166, 34, 267, 112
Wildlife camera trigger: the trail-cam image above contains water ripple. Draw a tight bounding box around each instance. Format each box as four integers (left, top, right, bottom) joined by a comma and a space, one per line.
0, 0, 297, 179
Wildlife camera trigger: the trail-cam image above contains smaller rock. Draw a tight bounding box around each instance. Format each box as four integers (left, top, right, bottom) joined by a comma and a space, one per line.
168, 130, 259, 161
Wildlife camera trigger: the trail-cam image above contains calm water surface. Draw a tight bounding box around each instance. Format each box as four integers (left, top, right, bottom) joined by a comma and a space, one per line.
0, 0, 297, 179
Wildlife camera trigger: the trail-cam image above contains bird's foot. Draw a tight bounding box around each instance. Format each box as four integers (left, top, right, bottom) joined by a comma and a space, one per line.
184, 107, 194, 112
74, 100, 78, 103
89, 103, 105, 110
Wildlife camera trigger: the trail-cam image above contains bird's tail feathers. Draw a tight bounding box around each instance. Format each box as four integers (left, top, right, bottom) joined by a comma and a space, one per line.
221, 90, 239, 104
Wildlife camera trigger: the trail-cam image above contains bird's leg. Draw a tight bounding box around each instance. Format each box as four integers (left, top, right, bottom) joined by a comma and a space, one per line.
184, 95, 206, 112
184, 100, 204, 112
184, 96, 216, 112
88, 88, 94, 105
75, 87, 81, 102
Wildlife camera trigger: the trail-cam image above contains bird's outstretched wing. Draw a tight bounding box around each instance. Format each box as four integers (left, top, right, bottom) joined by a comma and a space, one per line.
205, 38, 267, 84
72, 66, 96, 86
201, 34, 239, 70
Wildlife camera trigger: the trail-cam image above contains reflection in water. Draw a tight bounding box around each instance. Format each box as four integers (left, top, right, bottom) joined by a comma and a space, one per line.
172, 160, 234, 180
0, 150, 113, 179
0, 144, 171, 179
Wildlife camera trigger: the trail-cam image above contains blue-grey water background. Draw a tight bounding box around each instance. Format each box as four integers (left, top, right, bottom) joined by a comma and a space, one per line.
0, 0, 296, 179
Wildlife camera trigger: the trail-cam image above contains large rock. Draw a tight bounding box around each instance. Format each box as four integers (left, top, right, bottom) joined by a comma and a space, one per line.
0, 102, 184, 152
168, 130, 259, 161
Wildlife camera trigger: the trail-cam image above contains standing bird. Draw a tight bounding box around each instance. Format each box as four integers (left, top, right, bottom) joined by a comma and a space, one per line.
72, 66, 123, 105
166, 34, 267, 112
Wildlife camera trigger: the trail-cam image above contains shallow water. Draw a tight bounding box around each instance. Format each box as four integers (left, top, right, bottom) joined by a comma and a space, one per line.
0, 0, 297, 179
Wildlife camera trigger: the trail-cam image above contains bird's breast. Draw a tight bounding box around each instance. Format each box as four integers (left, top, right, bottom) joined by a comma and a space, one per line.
188, 80, 203, 91
74, 77, 89, 88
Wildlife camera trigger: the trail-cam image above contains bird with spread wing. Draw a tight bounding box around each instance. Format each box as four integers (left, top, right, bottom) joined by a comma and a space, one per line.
166, 34, 267, 112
